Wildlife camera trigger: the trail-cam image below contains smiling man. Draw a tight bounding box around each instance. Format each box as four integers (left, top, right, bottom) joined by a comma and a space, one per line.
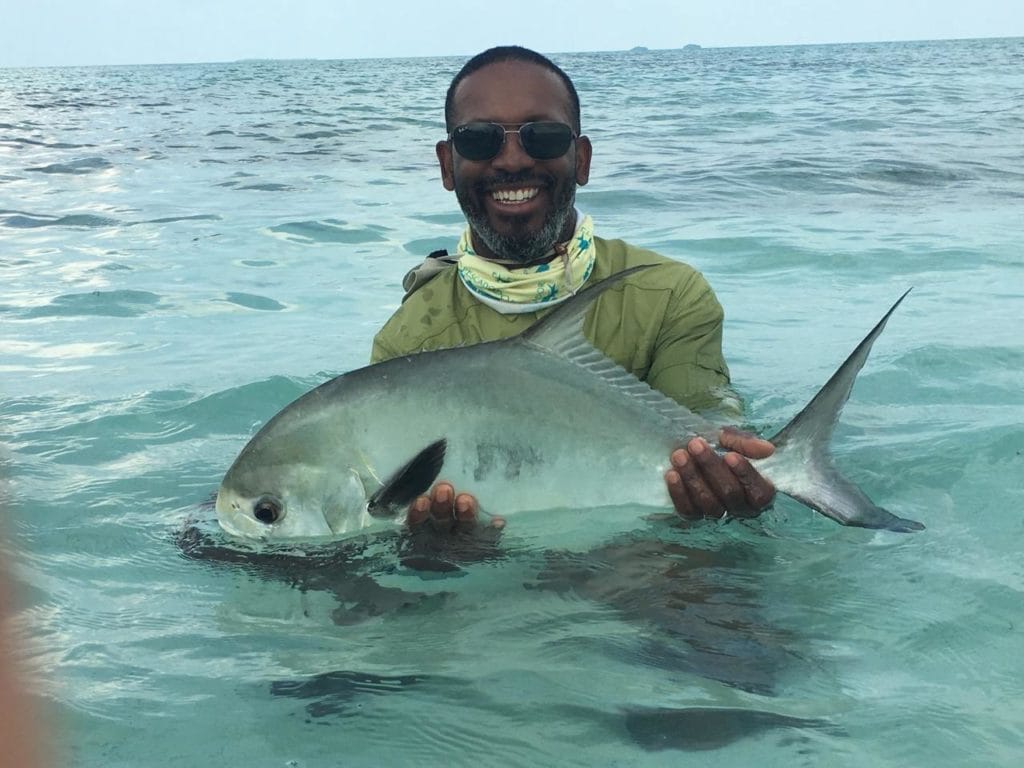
371, 46, 775, 529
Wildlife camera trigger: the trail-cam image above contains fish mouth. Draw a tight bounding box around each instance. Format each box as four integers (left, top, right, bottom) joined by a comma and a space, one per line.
215, 512, 260, 540
219, 518, 263, 541
214, 488, 266, 540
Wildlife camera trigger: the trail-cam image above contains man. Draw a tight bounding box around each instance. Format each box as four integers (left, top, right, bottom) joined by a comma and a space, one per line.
372, 46, 775, 530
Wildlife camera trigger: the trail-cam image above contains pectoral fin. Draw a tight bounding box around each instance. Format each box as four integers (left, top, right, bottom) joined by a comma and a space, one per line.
367, 439, 447, 518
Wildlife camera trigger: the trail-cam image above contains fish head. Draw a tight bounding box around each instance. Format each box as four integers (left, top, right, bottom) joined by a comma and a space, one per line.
215, 460, 370, 541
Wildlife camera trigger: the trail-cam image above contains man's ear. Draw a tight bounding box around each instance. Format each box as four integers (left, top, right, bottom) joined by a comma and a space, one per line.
436, 140, 456, 191
574, 135, 592, 186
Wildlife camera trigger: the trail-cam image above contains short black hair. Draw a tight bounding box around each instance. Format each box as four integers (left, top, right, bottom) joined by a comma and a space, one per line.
444, 46, 581, 134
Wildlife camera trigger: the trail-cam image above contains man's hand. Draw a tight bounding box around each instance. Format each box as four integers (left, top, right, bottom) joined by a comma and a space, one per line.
406, 482, 505, 532
401, 482, 505, 572
665, 427, 776, 520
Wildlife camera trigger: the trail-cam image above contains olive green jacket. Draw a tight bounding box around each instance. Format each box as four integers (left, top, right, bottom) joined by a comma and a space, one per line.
371, 237, 738, 415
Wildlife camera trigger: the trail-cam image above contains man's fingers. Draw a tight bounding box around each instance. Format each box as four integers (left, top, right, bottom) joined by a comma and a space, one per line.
429, 482, 455, 522
688, 438, 746, 513
719, 426, 774, 459
405, 482, 456, 529
666, 461, 695, 518
454, 493, 477, 523
668, 447, 724, 519
668, 439, 775, 520
406, 484, 491, 531
724, 453, 776, 514
406, 495, 431, 526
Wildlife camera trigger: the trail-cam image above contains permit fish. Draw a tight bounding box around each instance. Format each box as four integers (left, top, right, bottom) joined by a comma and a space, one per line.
215, 266, 923, 540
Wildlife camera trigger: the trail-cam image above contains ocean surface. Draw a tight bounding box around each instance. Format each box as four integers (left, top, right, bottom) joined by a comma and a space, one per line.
2, 38, 1023, 766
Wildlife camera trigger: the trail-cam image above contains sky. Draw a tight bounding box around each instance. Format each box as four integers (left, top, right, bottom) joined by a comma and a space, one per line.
2, 0, 1022, 67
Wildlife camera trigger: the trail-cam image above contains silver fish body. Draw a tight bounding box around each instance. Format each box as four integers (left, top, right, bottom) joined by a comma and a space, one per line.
215, 267, 923, 540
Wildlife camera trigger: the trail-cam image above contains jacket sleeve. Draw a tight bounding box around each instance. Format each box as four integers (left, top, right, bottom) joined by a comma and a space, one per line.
370, 323, 405, 364
645, 272, 743, 419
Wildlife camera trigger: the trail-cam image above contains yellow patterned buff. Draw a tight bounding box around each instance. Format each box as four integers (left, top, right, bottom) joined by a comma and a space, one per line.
456, 214, 597, 314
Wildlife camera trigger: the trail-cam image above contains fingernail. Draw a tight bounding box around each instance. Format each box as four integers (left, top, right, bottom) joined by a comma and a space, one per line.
455, 497, 471, 515
412, 497, 429, 514
436, 487, 451, 504
689, 438, 705, 455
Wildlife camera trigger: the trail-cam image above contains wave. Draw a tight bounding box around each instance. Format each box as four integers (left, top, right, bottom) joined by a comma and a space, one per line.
266, 219, 389, 245
24, 156, 114, 174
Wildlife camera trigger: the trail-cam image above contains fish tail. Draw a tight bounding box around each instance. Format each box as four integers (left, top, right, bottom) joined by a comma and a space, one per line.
755, 290, 924, 533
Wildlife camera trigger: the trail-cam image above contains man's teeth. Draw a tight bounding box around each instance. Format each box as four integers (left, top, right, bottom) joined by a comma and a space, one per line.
492, 188, 539, 204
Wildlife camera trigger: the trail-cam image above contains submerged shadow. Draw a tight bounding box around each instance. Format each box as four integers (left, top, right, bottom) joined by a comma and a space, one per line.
622, 705, 841, 751
181, 517, 832, 751
176, 521, 456, 624
269, 670, 431, 718
529, 533, 803, 696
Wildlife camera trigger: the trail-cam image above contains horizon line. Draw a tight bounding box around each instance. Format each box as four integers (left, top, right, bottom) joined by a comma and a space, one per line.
1, 34, 1020, 71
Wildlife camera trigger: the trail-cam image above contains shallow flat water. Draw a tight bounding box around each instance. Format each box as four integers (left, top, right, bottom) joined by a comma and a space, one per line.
2, 39, 1023, 766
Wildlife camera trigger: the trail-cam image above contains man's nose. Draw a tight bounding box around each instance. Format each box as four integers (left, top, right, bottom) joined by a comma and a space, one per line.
490, 130, 534, 171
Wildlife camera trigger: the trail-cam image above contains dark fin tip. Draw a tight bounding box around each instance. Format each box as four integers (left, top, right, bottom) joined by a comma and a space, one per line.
367, 438, 447, 517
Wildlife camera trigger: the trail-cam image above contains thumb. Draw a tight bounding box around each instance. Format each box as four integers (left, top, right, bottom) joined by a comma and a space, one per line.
719, 426, 775, 459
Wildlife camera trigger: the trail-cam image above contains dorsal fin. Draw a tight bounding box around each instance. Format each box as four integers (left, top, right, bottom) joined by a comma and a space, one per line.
520, 265, 653, 354
517, 266, 721, 440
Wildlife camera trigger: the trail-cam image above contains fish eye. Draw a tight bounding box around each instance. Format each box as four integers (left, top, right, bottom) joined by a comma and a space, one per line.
253, 496, 283, 524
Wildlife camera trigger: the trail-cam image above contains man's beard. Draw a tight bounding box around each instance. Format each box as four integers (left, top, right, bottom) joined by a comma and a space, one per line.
455, 172, 577, 264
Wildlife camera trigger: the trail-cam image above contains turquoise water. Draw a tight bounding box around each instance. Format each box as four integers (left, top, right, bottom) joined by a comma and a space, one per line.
2, 38, 1023, 765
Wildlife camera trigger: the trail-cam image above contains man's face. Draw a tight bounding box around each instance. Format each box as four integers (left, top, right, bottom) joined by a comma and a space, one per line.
436, 61, 592, 263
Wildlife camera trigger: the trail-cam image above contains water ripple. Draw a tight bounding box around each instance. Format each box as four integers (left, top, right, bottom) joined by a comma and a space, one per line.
221, 292, 287, 311
25, 157, 114, 174
0, 210, 120, 228
266, 219, 390, 245
24, 289, 163, 318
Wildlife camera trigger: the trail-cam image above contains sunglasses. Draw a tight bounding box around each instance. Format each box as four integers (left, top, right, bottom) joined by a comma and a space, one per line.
449, 121, 577, 162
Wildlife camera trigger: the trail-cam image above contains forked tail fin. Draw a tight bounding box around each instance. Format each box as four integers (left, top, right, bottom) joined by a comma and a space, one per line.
755, 290, 924, 532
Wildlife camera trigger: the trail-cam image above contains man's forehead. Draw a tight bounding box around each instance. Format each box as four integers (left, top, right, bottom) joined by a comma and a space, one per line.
451, 61, 572, 120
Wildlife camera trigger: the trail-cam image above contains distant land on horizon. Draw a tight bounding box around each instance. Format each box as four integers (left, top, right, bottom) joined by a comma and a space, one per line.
2, 34, 1020, 69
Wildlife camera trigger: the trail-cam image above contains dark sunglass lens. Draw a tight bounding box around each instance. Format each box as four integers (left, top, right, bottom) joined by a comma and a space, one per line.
521, 122, 573, 159
453, 123, 504, 161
